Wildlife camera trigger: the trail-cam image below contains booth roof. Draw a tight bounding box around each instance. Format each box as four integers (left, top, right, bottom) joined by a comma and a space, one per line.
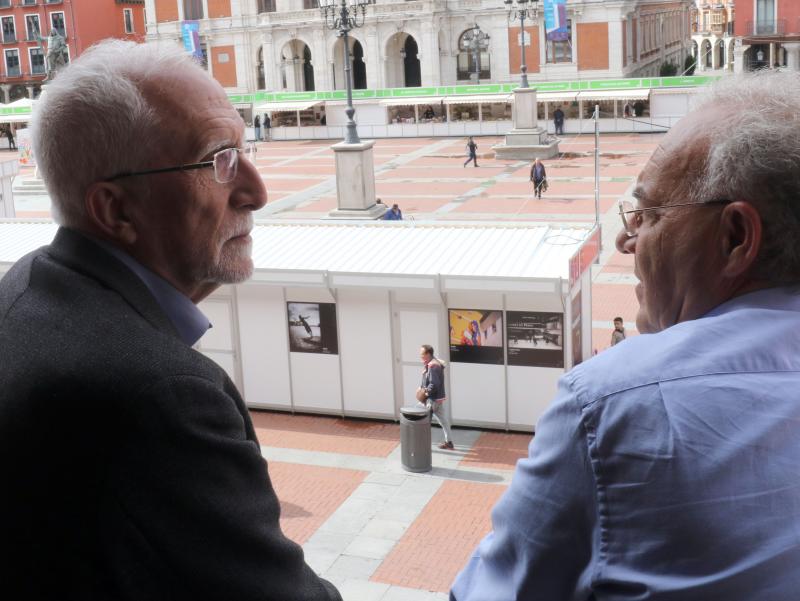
0, 221, 592, 285
247, 222, 592, 283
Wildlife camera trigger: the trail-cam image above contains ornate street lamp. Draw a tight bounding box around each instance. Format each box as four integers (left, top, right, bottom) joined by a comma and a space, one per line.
320, 0, 368, 144
503, 0, 538, 88
460, 23, 490, 85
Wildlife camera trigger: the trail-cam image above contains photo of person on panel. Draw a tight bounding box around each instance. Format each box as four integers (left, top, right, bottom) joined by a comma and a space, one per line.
449, 309, 503, 364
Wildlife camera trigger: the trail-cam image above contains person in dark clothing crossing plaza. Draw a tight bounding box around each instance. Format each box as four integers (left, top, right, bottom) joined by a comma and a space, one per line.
416, 345, 454, 449
530, 158, 547, 199
553, 106, 565, 135
464, 136, 478, 167
264, 113, 271, 140
5, 126, 15, 150
254, 114, 261, 140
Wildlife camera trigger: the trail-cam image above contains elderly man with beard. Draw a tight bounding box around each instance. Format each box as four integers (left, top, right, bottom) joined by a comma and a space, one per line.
0, 41, 340, 601
450, 72, 800, 600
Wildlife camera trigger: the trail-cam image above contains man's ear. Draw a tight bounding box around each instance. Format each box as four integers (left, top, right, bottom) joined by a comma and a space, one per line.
720, 201, 762, 280
84, 182, 138, 246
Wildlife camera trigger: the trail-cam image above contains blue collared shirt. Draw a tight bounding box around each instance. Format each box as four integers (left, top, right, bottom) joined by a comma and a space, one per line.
94, 240, 211, 347
451, 286, 800, 601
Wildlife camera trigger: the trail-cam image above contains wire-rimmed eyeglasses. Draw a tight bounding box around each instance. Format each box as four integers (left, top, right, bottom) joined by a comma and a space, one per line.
618, 198, 732, 238
107, 147, 250, 185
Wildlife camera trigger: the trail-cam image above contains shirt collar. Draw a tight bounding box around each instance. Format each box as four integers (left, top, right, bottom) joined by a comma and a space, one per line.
703, 285, 800, 320
93, 239, 212, 346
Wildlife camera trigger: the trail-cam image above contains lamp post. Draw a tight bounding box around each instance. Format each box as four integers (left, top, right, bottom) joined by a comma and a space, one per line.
320, 0, 368, 144
460, 23, 490, 85
503, 0, 538, 88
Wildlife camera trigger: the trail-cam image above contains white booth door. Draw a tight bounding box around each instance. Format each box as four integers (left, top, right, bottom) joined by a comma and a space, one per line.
395, 307, 440, 414
197, 296, 240, 388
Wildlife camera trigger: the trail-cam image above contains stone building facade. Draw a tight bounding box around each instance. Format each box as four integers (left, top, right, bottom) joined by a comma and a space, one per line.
145, 0, 692, 94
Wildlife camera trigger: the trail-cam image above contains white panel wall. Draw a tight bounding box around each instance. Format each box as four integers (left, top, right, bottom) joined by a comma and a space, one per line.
445, 291, 505, 427
290, 353, 342, 411
237, 285, 292, 409
507, 366, 563, 431
449, 363, 506, 425
286, 287, 342, 412
652, 92, 691, 118
338, 289, 394, 417
504, 291, 566, 430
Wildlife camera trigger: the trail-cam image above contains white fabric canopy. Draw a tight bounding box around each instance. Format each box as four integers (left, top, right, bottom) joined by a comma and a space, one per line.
379, 97, 441, 107
576, 89, 650, 101
254, 100, 322, 112
444, 94, 512, 105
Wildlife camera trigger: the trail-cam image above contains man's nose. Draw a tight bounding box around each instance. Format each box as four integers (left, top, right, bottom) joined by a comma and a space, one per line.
616, 228, 636, 254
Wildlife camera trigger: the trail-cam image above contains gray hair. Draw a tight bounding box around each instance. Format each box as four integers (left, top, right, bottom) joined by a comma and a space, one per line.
691, 71, 800, 284
31, 40, 201, 226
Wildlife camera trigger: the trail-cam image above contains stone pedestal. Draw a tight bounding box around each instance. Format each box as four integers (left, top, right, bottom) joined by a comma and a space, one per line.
327, 139, 387, 220
493, 87, 560, 160
0, 157, 19, 218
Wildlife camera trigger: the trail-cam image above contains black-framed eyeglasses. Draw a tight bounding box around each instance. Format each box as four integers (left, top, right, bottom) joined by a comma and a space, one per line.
107, 147, 249, 185
618, 199, 732, 238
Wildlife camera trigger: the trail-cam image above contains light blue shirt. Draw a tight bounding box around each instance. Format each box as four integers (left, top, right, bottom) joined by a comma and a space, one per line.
451, 286, 800, 601
94, 239, 211, 347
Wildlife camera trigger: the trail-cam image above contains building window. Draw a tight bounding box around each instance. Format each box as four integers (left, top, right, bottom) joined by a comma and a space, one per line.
0, 0, 10, 8
29, 47, 44, 75
302, 0, 318, 8
183, 0, 203, 20
5, 49, 20, 77
123, 9, 134, 33
50, 12, 66, 38
1, 17, 15, 44
26, 15, 40, 41
546, 19, 572, 63
456, 28, 491, 81
257, 0, 277, 12
21, 0, 36, 5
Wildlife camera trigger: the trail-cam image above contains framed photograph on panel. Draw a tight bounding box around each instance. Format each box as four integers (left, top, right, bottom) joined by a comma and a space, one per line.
286, 302, 339, 355
506, 311, 564, 368
448, 309, 504, 365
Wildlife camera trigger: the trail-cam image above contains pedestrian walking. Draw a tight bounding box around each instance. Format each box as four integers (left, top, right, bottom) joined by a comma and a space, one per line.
463, 136, 478, 168
5, 126, 15, 150
553, 106, 565, 135
254, 114, 261, 141
416, 345, 454, 450
530, 158, 547, 199
264, 113, 271, 141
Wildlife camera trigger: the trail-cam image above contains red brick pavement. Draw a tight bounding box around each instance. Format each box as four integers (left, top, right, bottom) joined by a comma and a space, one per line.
601, 250, 636, 273
268, 461, 367, 545
458, 431, 531, 471
372, 480, 507, 593
591, 283, 640, 323
250, 410, 400, 457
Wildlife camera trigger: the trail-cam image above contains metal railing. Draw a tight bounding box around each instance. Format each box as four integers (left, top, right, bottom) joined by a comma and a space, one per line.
746, 19, 786, 36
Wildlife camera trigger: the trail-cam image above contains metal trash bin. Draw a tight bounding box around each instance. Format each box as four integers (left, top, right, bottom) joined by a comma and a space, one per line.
400, 406, 432, 473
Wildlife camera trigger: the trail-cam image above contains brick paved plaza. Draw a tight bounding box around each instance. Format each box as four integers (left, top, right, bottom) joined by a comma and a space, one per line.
10, 133, 658, 599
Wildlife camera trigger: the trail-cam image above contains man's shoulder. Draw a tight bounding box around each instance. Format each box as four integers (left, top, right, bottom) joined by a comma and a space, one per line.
570, 295, 800, 408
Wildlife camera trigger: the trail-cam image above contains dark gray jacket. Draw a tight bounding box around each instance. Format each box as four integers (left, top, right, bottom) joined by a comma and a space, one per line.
0, 227, 340, 601
420, 359, 446, 401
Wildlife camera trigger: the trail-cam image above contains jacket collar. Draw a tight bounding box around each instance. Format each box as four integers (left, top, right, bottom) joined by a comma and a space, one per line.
45, 227, 181, 340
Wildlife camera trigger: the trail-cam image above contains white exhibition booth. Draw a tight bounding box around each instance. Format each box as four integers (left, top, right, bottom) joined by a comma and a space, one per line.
0, 220, 599, 431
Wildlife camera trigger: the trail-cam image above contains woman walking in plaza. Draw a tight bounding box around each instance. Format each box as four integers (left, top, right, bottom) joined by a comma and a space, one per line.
530, 158, 547, 199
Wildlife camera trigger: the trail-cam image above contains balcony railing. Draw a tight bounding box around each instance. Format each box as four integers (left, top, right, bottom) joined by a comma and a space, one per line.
2, 34, 15, 44
746, 19, 786, 36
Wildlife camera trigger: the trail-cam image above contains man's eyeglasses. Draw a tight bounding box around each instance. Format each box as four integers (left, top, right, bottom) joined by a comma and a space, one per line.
107, 147, 250, 184
618, 199, 731, 238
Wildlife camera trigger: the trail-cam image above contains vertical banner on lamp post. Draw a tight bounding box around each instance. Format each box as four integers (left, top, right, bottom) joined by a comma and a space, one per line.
543, 0, 568, 41
180, 21, 203, 60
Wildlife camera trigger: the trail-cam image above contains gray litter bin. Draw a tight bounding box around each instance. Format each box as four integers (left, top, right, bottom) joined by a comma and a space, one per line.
400, 406, 432, 473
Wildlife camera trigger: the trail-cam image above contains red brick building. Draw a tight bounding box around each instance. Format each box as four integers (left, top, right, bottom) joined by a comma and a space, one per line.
733, 0, 800, 71
0, 0, 146, 102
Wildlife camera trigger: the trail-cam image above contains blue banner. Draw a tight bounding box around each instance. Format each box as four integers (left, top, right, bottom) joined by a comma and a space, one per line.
180, 21, 203, 60
544, 0, 568, 41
